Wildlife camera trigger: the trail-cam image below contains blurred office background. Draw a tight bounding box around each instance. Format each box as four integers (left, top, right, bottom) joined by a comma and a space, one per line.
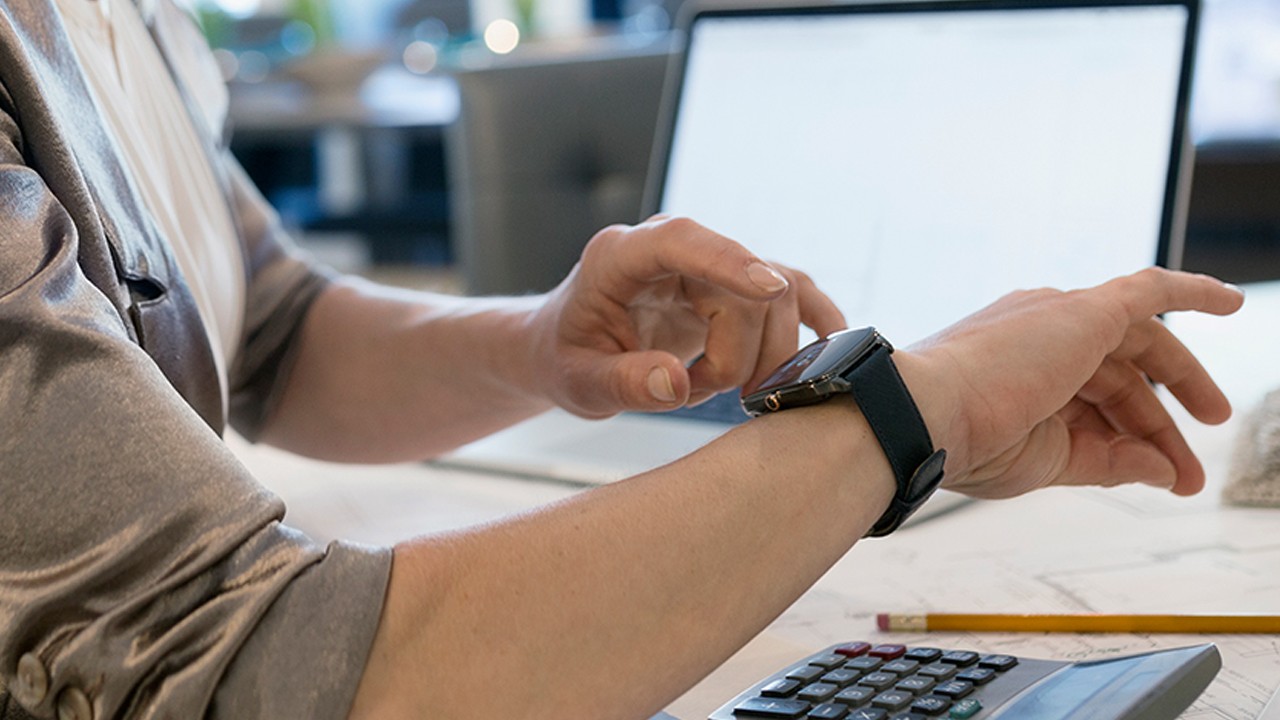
196, 0, 1280, 293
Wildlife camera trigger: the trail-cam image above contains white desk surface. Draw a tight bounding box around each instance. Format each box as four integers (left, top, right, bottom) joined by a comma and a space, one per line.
232, 278, 1280, 720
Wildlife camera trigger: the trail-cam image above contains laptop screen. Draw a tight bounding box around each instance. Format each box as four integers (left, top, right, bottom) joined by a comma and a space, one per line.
651, 0, 1197, 346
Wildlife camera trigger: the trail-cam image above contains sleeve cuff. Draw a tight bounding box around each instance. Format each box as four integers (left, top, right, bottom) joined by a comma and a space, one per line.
209, 540, 392, 720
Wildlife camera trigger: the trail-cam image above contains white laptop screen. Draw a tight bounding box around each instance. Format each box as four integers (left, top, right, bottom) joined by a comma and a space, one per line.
655, 1, 1195, 346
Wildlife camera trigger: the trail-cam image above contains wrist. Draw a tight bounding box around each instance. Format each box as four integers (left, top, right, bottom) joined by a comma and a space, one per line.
776, 396, 899, 531
889, 348, 966, 480
742, 328, 950, 536
510, 295, 563, 408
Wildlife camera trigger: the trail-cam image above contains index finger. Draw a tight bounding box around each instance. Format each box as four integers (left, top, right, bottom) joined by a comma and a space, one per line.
589, 217, 793, 302
790, 269, 847, 339
1098, 268, 1244, 329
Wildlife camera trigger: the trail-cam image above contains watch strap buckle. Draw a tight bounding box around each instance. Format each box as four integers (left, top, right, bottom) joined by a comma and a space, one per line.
866, 448, 948, 537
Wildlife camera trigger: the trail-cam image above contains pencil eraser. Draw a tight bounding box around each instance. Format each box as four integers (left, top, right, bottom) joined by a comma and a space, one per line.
876, 613, 889, 631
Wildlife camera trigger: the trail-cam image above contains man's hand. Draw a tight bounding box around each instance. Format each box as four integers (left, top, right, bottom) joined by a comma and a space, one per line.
529, 216, 846, 418
896, 268, 1245, 499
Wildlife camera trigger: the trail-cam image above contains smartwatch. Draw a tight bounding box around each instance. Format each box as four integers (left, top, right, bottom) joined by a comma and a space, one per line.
741, 327, 946, 537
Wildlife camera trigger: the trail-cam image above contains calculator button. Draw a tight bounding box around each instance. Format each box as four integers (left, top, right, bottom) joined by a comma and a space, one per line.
844, 657, 883, 673
808, 703, 851, 719
909, 696, 950, 716
797, 683, 840, 703
761, 679, 804, 697
869, 644, 907, 660
811, 654, 852, 670
881, 659, 920, 676
788, 666, 829, 683
948, 699, 982, 719
917, 663, 957, 680
834, 686, 876, 707
955, 668, 995, 686
939, 651, 979, 667
835, 643, 873, 658
847, 709, 889, 720
977, 654, 1018, 671
733, 697, 811, 717
821, 669, 862, 687
894, 676, 936, 696
932, 680, 974, 699
870, 690, 914, 711
857, 672, 898, 691
903, 648, 943, 663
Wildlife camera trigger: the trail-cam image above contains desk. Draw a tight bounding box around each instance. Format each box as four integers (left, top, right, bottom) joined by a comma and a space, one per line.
232, 279, 1280, 719
228, 67, 459, 134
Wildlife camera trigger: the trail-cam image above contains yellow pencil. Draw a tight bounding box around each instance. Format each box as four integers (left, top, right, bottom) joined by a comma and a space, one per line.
877, 613, 1280, 634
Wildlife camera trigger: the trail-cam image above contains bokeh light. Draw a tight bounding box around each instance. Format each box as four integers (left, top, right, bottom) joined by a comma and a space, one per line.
483, 19, 520, 55
402, 40, 439, 75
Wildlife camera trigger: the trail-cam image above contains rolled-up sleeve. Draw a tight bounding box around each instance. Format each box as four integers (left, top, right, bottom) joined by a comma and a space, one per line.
224, 155, 335, 442
0, 81, 390, 720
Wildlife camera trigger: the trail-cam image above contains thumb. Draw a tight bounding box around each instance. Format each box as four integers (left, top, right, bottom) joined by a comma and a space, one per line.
562, 349, 691, 417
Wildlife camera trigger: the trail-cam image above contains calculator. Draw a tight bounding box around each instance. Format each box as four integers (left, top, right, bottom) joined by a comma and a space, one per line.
708, 641, 1221, 719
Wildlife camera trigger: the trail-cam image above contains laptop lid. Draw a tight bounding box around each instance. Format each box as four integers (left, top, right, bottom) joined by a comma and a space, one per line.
647, 0, 1198, 349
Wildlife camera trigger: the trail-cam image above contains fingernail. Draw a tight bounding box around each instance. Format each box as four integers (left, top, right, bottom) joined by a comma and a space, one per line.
1224, 282, 1245, 296
647, 367, 677, 403
747, 262, 788, 292
687, 391, 714, 407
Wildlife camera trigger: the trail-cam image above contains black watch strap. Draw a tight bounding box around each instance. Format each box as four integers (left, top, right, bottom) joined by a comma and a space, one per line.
845, 345, 946, 537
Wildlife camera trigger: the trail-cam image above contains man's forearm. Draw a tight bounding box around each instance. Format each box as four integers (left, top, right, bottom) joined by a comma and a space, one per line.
347, 398, 896, 720
260, 278, 553, 462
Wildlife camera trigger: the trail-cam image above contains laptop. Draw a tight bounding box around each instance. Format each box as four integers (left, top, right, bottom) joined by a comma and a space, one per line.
438, 0, 1200, 498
